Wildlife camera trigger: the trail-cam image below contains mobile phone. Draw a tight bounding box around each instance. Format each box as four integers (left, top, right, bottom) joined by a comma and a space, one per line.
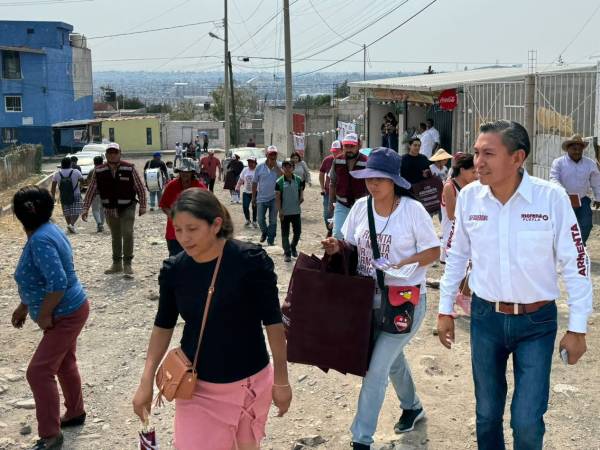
560, 348, 569, 365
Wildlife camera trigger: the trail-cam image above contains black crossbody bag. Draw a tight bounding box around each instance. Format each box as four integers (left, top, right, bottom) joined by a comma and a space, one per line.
367, 196, 420, 334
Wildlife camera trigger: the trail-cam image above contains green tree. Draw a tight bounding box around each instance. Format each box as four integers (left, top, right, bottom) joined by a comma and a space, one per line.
295, 94, 331, 108
335, 80, 350, 98
211, 84, 259, 145
116, 95, 145, 110
147, 103, 172, 114
170, 100, 197, 121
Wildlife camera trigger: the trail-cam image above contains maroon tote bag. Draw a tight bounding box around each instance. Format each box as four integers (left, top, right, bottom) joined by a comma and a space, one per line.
282, 252, 375, 377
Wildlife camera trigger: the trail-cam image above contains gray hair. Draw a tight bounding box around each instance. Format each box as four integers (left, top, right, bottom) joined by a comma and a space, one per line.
479, 120, 530, 157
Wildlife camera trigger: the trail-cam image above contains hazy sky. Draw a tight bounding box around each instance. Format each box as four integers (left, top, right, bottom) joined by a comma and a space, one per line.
2, 0, 600, 73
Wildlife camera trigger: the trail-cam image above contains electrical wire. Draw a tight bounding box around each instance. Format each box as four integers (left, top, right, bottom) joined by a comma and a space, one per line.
297, 0, 440, 76
0, 0, 93, 5
87, 20, 219, 39
229, 0, 266, 24
554, 1, 600, 64
307, 0, 362, 47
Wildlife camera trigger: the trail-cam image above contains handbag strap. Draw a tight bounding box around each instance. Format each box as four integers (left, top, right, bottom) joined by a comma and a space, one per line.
191, 241, 225, 373
366, 196, 386, 294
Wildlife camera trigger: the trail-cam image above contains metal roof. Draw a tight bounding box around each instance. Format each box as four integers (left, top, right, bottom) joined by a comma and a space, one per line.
349, 65, 597, 92
52, 119, 102, 127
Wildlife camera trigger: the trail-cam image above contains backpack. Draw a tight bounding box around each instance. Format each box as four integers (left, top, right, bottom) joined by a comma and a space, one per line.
59, 170, 76, 205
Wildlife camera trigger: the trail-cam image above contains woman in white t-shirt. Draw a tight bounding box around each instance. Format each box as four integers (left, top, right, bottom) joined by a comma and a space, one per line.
236, 156, 258, 227
322, 148, 439, 449
50, 157, 83, 234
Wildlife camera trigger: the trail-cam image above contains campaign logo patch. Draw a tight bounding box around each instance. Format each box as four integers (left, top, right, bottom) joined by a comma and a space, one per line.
469, 214, 488, 221
521, 213, 549, 222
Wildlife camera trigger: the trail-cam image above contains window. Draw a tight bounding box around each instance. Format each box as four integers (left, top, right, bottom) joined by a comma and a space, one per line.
1, 128, 17, 144
5, 96, 22, 112
2, 51, 22, 79
108, 127, 115, 142
146, 127, 152, 145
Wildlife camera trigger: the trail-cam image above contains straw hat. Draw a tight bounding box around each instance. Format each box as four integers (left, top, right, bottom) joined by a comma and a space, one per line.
561, 134, 589, 151
429, 148, 453, 162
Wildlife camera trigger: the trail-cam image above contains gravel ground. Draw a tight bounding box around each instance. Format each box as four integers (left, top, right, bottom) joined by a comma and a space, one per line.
0, 157, 598, 450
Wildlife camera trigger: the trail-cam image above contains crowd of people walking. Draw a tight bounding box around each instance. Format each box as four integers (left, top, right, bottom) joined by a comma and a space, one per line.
10, 118, 597, 450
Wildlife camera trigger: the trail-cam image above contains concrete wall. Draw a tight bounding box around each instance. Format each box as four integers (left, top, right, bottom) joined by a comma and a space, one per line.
0, 144, 41, 190
101, 117, 161, 152
0, 21, 93, 156
162, 120, 225, 150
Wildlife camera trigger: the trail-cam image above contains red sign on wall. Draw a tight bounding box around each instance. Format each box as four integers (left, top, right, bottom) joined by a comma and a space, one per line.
293, 113, 305, 133
438, 89, 458, 111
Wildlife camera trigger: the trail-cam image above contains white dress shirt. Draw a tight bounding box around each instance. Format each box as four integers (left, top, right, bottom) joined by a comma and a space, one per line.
439, 171, 593, 332
419, 128, 439, 158
549, 154, 600, 200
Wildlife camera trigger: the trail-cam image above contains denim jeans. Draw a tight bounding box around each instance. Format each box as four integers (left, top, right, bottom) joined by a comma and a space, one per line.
242, 192, 257, 222
149, 190, 162, 208
351, 295, 427, 445
257, 198, 277, 244
573, 196, 593, 245
470, 294, 557, 450
322, 193, 331, 227
91, 195, 104, 226
332, 201, 351, 239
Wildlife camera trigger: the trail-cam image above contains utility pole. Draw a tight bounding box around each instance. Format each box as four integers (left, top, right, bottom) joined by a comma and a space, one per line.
224, 0, 230, 154
228, 51, 236, 147
283, 0, 293, 156
363, 43, 367, 142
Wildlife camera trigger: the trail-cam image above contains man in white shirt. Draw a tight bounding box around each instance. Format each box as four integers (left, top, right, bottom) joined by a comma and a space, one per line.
550, 134, 600, 245
174, 142, 183, 167
438, 120, 592, 450
419, 119, 440, 158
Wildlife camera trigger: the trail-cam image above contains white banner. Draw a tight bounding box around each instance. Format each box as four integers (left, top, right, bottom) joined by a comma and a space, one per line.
337, 121, 356, 141
293, 133, 305, 152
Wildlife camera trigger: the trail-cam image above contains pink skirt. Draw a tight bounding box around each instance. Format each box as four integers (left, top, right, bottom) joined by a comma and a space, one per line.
174, 365, 273, 450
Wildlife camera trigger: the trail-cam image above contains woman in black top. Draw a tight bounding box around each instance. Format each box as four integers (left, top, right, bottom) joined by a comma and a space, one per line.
132, 188, 291, 450
400, 138, 432, 184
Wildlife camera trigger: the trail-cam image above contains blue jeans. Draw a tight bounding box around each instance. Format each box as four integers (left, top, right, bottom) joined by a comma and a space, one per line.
257, 199, 277, 244
470, 294, 557, 450
149, 190, 162, 208
242, 192, 257, 223
333, 201, 351, 239
322, 193, 331, 226
351, 295, 427, 445
573, 196, 593, 245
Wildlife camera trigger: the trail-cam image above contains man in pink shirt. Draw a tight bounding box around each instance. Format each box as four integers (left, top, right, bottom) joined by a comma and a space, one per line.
319, 140, 342, 236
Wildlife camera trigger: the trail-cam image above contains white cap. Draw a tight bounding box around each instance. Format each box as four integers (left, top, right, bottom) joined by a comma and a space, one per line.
266, 145, 278, 154
342, 133, 359, 145
106, 142, 120, 151
330, 140, 342, 152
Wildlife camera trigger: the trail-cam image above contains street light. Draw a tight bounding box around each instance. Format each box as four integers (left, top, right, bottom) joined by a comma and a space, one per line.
208, 31, 223, 41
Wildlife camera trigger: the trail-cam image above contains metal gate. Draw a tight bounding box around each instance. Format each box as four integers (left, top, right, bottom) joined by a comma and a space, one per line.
463, 81, 526, 152
533, 69, 598, 179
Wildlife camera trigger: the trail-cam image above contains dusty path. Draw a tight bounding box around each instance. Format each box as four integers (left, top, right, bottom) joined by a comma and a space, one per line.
0, 159, 598, 449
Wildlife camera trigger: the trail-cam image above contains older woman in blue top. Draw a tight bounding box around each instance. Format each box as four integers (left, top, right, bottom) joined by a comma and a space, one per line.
11, 186, 89, 450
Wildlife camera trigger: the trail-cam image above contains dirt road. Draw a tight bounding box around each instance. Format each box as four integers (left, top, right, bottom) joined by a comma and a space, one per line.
0, 159, 598, 449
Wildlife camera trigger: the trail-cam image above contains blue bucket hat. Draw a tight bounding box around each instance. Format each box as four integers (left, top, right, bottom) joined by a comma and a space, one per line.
153, 152, 162, 158
350, 147, 411, 190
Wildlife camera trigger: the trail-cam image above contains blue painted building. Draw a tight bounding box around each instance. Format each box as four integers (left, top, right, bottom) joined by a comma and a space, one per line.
0, 21, 93, 155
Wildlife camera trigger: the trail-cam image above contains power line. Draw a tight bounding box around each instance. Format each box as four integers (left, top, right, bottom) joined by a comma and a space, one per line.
555, 2, 600, 64
298, 0, 440, 77
307, 0, 362, 47
229, 0, 266, 24
295, 0, 411, 60
0, 0, 93, 5
87, 20, 219, 39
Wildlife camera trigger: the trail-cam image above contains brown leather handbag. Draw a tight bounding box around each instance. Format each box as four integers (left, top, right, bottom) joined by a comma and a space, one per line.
154, 245, 224, 405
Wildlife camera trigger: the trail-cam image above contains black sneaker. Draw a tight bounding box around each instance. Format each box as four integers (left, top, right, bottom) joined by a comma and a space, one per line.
260, 234, 267, 243
284, 255, 292, 262
394, 408, 425, 433
291, 248, 298, 258
61, 412, 86, 428
351, 443, 370, 450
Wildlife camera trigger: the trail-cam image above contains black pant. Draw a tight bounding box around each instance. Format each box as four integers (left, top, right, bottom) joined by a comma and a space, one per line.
242, 192, 257, 222
167, 239, 184, 256
280, 214, 301, 256
208, 178, 216, 192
